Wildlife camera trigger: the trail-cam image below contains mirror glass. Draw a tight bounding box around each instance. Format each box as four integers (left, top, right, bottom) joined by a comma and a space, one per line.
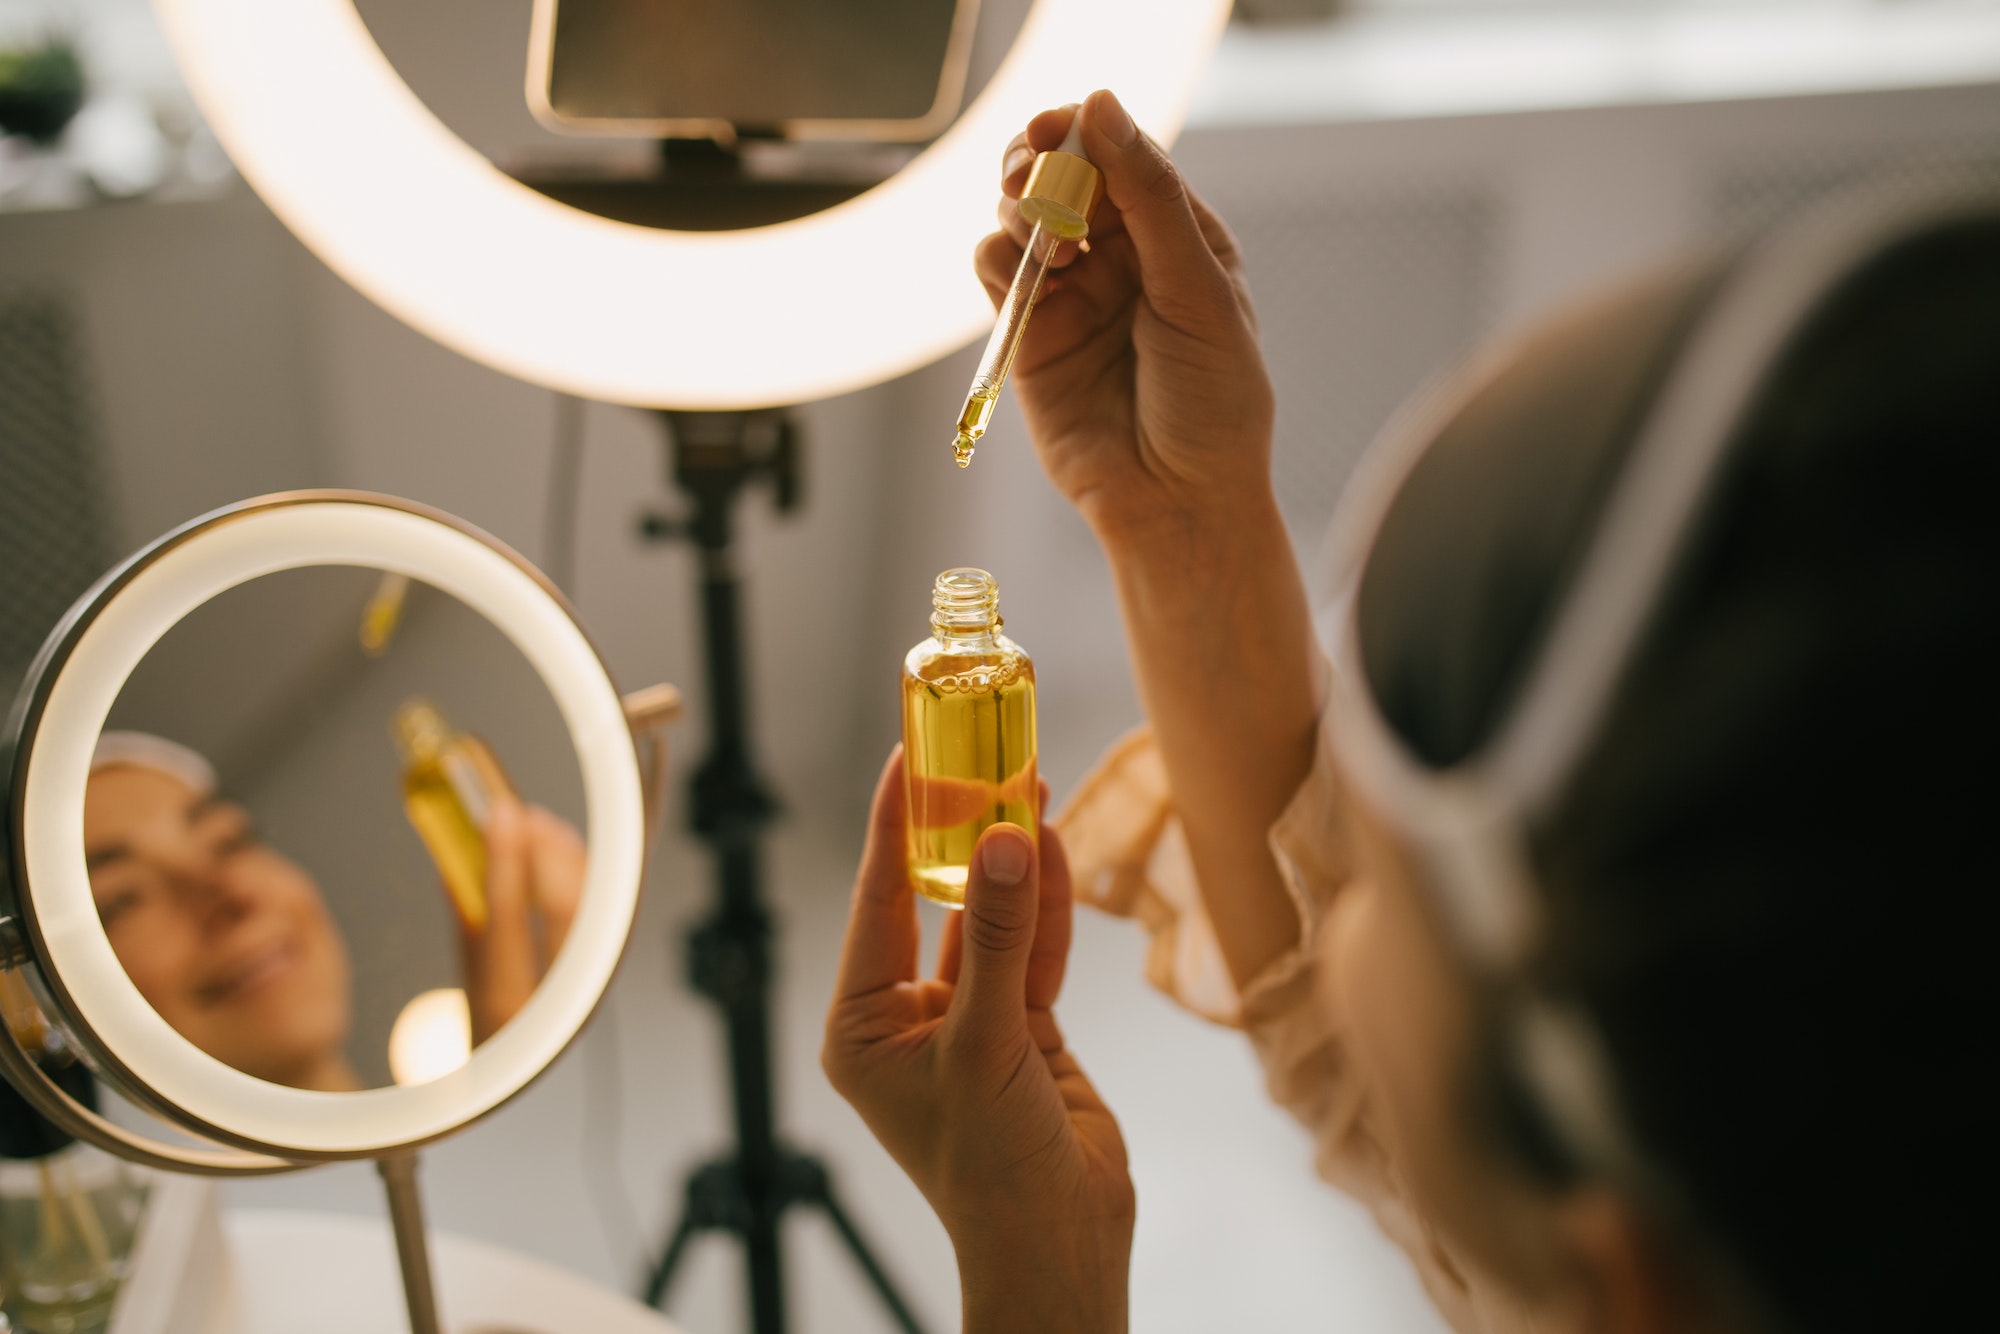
84, 565, 587, 1093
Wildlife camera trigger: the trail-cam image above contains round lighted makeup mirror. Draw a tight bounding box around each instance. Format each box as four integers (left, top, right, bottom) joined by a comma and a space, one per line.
0, 492, 676, 1333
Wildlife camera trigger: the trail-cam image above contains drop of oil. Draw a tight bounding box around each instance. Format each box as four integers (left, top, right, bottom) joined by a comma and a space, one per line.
952, 434, 976, 468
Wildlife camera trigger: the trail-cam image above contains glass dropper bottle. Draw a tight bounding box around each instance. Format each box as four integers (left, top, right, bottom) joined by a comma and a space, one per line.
951, 120, 1104, 468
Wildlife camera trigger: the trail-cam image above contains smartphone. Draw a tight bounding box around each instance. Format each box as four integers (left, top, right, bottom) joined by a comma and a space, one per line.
527, 0, 981, 143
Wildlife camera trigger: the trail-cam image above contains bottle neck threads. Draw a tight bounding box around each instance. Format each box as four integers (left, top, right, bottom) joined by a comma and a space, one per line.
930, 567, 1002, 640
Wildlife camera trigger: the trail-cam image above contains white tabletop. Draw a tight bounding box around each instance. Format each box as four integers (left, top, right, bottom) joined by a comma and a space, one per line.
213, 1208, 686, 1334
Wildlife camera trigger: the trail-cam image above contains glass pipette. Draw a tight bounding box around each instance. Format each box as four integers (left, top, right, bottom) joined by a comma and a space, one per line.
952, 121, 1103, 468
953, 222, 1063, 466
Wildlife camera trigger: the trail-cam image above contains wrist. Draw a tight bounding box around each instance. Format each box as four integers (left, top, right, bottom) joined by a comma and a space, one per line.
1089, 488, 1293, 596
955, 1222, 1133, 1334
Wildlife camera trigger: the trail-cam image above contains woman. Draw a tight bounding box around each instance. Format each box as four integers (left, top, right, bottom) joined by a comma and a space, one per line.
83, 733, 584, 1089
823, 91, 1990, 1331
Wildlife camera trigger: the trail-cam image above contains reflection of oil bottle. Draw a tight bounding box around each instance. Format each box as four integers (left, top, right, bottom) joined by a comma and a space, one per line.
0, 975, 148, 1334
392, 700, 514, 933
901, 569, 1038, 908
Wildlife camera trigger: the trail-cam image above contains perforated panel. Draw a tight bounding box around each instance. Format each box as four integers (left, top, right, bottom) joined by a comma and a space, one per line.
0, 287, 113, 693
1219, 184, 1495, 559
1709, 143, 2000, 236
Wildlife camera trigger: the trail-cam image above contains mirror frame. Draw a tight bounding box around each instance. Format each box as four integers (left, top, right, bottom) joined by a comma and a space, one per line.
1, 492, 646, 1163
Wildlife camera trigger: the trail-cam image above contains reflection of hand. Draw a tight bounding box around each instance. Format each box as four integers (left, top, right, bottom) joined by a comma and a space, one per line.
458, 798, 585, 1046
825, 752, 1133, 1333
977, 89, 1274, 551
907, 760, 1039, 829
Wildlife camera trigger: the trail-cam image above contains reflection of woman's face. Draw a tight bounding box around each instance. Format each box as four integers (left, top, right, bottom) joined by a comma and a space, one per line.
83, 765, 356, 1091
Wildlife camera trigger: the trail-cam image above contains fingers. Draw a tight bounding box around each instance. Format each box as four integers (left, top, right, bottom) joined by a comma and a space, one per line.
463, 797, 540, 1044
1030, 104, 1077, 146
524, 805, 585, 967
936, 908, 963, 985
1074, 89, 1237, 328
946, 823, 1039, 1044
938, 773, 1051, 990
1001, 134, 1034, 198
833, 749, 921, 1001
975, 231, 1023, 305
909, 771, 1000, 831
1024, 823, 1074, 1013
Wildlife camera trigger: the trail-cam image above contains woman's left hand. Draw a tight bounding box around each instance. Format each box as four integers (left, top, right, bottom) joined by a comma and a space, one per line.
824, 750, 1133, 1334
459, 798, 585, 1044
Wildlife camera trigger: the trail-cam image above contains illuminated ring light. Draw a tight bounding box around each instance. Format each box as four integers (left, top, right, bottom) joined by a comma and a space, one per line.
19, 497, 644, 1157
152, 0, 1234, 408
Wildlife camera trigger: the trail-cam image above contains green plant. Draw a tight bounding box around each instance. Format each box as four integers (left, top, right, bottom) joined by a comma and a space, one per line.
0, 37, 86, 146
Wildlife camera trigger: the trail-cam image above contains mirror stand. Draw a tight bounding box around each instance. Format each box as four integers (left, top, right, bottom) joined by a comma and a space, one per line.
3, 492, 671, 1334
379, 1151, 444, 1334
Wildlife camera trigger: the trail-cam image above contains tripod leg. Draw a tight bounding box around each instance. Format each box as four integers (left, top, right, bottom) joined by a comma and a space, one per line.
643, 1212, 703, 1311
811, 1181, 929, 1334
747, 1203, 786, 1334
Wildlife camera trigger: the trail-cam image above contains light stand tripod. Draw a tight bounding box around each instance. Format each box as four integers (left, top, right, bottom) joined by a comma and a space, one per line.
637, 410, 926, 1334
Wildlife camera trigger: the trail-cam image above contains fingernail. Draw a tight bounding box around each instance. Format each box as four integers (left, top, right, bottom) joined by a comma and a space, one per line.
1091, 90, 1136, 148
1004, 145, 1033, 179
980, 828, 1031, 886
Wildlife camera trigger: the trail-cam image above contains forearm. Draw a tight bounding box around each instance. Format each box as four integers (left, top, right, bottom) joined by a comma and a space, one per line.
1098, 492, 1320, 989
957, 1224, 1132, 1334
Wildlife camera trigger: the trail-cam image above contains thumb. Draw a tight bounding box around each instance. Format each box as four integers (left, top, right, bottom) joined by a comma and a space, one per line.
1077, 88, 1233, 322
948, 823, 1039, 1041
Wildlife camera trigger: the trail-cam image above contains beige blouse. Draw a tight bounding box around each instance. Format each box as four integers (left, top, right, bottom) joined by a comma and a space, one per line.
1056, 725, 1538, 1334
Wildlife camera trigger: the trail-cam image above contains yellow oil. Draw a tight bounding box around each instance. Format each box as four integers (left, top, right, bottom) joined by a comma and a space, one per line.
952, 386, 999, 468
402, 763, 490, 931
901, 570, 1037, 907
394, 700, 512, 932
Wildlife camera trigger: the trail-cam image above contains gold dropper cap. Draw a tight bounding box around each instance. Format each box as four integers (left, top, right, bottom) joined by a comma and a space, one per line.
1020, 150, 1102, 240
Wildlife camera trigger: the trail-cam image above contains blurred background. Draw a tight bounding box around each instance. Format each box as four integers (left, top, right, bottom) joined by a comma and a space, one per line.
5, 1, 1999, 1331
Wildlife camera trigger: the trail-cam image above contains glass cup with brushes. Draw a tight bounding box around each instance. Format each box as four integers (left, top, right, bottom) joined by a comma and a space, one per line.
1, 976, 148, 1334
952, 116, 1104, 467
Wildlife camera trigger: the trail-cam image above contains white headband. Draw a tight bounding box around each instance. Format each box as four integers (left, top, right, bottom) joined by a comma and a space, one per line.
1321, 185, 2000, 1200
89, 732, 217, 798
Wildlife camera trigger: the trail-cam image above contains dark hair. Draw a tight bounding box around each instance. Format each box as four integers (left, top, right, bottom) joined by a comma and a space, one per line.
1357, 204, 1998, 1331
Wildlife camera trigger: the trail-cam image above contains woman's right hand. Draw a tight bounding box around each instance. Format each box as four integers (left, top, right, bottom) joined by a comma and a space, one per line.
977, 88, 1275, 548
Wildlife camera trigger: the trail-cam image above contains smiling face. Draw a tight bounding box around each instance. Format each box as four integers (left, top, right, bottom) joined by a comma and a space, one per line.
83, 764, 357, 1090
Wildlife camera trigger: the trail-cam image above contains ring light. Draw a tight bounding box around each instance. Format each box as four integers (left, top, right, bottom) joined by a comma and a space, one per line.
149, 0, 1233, 408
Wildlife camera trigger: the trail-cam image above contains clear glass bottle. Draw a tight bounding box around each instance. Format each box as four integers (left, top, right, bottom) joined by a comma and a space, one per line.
392, 699, 514, 932
901, 569, 1039, 907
